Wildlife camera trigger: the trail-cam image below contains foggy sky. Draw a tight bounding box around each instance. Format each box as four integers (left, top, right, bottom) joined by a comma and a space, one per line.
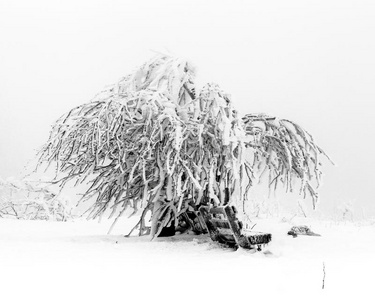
1, 0, 375, 216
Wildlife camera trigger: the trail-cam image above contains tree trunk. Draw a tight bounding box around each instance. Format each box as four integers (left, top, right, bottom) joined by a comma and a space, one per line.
150, 200, 162, 238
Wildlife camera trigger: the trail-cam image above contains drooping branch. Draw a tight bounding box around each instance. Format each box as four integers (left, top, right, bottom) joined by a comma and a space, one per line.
242, 114, 333, 208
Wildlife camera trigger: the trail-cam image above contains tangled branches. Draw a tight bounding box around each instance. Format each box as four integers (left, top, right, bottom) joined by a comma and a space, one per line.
36, 54, 331, 237
242, 115, 333, 209
0, 178, 72, 221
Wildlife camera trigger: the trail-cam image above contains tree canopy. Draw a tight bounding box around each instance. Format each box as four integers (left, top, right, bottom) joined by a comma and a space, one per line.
36, 55, 331, 237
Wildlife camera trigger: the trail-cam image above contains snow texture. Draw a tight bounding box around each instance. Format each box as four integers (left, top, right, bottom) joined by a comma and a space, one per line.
0, 216, 373, 300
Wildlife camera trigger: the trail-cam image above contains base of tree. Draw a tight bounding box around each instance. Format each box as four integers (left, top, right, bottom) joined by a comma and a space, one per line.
199, 205, 272, 250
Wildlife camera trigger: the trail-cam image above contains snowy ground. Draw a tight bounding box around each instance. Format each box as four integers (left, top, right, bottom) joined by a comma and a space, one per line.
0, 216, 374, 300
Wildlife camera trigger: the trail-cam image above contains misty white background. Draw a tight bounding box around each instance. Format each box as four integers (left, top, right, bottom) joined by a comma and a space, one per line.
1, 0, 374, 217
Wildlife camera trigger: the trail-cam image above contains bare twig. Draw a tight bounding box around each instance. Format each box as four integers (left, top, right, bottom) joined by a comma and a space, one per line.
298, 200, 307, 218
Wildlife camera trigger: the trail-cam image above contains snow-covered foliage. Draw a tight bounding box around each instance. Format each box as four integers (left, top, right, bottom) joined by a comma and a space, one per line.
242, 115, 332, 209
0, 177, 72, 221
36, 54, 331, 237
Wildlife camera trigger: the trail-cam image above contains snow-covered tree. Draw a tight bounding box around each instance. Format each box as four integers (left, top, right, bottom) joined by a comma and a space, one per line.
35, 55, 331, 237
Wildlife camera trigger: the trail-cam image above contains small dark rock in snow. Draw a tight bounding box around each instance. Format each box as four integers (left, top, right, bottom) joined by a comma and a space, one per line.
287, 225, 321, 238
